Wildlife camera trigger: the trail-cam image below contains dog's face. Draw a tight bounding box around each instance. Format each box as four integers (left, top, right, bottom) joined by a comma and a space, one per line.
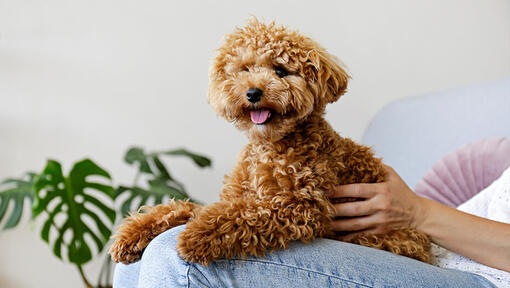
208, 19, 349, 143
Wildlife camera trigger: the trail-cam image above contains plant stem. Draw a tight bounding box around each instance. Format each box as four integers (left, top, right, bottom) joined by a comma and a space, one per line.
97, 251, 113, 288
105, 255, 112, 287
76, 264, 93, 288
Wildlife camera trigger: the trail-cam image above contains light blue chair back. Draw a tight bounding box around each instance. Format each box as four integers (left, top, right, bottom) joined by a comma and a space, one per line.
362, 78, 510, 188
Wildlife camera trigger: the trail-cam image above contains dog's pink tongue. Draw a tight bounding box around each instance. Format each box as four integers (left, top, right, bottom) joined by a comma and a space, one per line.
250, 109, 270, 124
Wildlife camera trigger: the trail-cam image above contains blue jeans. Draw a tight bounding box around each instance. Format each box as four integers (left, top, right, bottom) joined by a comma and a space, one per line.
113, 225, 495, 288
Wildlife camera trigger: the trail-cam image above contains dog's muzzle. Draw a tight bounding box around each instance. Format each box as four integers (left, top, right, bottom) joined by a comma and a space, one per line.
246, 88, 263, 103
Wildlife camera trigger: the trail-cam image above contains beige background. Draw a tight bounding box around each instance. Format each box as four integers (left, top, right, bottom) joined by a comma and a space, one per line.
1, 0, 510, 287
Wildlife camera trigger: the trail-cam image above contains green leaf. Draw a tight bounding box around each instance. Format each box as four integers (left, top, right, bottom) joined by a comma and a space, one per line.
117, 186, 148, 216
124, 147, 153, 174
151, 155, 172, 180
117, 146, 207, 216
148, 178, 189, 201
0, 173, 36, 230
116, 177, 196, 216
160, 149, 212, 168
33, 159, 116, 265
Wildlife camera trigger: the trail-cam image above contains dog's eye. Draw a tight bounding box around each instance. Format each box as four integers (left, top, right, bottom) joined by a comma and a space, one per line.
274, 66, 288, 78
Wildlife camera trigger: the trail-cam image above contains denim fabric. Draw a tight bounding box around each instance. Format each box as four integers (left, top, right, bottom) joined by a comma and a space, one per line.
113, 225, 496, 288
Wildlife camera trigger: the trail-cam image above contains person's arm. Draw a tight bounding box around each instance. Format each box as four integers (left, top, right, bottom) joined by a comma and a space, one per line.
329, 165, 510, 272
419, 196, 510, 271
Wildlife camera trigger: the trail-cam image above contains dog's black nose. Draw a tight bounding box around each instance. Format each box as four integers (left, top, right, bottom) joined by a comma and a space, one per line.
246, 88, 263, 103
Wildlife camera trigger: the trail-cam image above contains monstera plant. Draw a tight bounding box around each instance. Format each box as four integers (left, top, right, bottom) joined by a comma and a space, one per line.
0, 147, 211, 288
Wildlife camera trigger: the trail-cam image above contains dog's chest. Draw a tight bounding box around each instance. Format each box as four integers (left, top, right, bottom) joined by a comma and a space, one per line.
245, 148, 338, 195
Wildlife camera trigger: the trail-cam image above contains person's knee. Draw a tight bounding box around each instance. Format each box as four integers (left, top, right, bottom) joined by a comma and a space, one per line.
113, 262, 141, 288
141, 224, 186, 262
137, 225, 189, 288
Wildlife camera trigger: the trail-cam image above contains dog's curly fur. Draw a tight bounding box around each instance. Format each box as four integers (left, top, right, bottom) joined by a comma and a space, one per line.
109, 18, 431, 265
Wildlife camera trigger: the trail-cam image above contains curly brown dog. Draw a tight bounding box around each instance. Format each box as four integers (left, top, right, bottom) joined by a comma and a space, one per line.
109, 19, 431, 265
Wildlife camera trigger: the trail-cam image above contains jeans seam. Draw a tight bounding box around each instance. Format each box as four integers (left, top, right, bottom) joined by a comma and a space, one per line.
185, 264, 191, 288
468, 273, 498, 288
221, 258, 374, 288
188, 263, 215, 288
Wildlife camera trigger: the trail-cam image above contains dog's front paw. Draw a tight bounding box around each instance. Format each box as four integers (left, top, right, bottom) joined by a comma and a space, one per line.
109, 237, 146, 264
109, 221, 153, 264
176, 224, 225, 265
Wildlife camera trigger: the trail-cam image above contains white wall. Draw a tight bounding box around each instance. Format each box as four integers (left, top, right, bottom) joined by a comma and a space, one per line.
1, 0, 509, 287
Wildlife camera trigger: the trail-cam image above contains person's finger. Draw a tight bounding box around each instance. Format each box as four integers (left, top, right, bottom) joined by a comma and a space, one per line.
333, 200, 376, 217
330, 215, 378, 232
329, 183, 377, 199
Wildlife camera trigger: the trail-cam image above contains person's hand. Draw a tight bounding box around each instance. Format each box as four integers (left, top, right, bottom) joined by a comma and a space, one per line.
329, 165, 427, 240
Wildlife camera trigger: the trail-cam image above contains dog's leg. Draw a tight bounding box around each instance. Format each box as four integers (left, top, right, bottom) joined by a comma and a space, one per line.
346, 228, 432, 263
334, 139, 432, 262
176, 197, 332, 265
109, 200, 201, 264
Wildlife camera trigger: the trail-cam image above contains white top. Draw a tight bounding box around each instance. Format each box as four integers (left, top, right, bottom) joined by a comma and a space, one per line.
431, 166, 510, 287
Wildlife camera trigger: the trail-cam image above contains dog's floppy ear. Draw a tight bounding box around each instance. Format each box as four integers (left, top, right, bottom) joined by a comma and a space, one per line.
207, 59, 226, 117
207, 54, 237, 121
207, 52, 227, 104
306, 49, 350, 105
